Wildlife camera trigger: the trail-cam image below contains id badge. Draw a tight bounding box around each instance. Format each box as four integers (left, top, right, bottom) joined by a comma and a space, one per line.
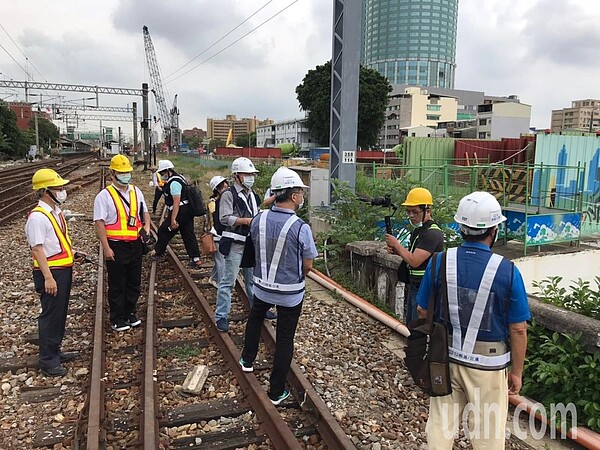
128, 215, 137, 227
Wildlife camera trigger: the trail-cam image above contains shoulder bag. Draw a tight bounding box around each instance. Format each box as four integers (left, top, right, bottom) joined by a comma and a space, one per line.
404, 252, 452, 397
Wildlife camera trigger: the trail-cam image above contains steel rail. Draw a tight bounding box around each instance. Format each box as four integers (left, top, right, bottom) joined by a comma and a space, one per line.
86, 240, 106, 449
163, 244, 303, 449
141, 260, 159, 449
235, 284, 357, 449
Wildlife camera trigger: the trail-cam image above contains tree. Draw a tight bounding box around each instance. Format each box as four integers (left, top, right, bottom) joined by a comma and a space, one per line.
235, 131, 256, 147
207, 138, 225, 152
24, 116, 59, 151
296, 61, 392, 149
0, 101, 27, 158
182, 134, 202, 149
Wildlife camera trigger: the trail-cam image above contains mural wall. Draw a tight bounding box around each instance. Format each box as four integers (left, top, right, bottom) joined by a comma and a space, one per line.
534, 135, 600, 235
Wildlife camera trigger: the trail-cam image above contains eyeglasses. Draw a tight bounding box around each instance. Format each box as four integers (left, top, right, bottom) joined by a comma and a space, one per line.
405, 209, 422, 217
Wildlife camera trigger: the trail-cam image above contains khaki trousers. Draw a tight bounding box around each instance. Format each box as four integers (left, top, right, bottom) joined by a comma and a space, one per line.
425, 361, 508, 450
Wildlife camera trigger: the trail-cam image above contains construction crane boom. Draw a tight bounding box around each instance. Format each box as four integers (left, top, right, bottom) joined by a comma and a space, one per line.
143, 25, 180, 150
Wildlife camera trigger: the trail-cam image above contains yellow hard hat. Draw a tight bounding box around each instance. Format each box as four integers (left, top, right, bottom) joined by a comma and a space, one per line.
402, 187, 433, 206
32, 168, 70, 191
109, 154, 133, 172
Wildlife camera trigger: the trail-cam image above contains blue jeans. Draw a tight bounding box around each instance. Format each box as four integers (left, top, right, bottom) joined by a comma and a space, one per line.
211, 241, 225, 283
215, 247, 254, 321
242, 295, 303, 398
406, 281, 421, 325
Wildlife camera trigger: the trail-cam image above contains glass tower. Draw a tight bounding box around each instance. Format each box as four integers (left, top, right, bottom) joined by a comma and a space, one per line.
362, 0, 458, 89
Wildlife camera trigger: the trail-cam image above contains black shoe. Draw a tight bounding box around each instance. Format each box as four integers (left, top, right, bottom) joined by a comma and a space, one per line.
111, 320, 131, 332
40, 364, 67, 377
59, 352, 77, 362
126, 314, 141, 327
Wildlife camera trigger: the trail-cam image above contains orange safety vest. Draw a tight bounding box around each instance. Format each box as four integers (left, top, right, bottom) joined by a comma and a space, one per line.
30, 206, 74, 269
105, 185, 142, 241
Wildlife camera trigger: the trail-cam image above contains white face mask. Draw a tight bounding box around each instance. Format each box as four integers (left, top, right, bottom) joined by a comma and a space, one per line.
411, 221, 422, 229
294, 192, 305, 210
54, 189, 67, 204
242, 175, 255, 189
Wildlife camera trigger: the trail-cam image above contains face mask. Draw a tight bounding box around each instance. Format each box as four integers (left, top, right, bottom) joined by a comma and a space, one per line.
55, 189, 68, 204
294, 192, 305, 210
490, 227, 499, 249
242, 175, 255, 189
411, 221, 422, 229
116, 173, 131, 185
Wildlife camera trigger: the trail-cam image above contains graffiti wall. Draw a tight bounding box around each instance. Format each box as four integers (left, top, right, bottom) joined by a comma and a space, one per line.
535, 135, 600, 235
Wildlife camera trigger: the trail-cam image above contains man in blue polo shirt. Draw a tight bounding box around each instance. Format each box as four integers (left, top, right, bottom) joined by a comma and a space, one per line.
239, 168, 318, 406
416, 191, 530, 450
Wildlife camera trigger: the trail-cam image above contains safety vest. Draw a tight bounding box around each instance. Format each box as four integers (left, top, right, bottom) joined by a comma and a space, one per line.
445, 248, 511, 370
221, 186, 260, 243
30, 206, 74, 268
408, 221, 443, 278
105, 185, 142, 241
253, 210, 306, 294
157, 172, 165, 187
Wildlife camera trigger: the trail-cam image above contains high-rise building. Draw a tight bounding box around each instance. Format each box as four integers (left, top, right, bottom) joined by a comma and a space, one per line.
362, 0, 458, 89
550, 99, 600, 133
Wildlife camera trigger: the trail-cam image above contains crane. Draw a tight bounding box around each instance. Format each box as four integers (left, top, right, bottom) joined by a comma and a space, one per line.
143, 25, 181, 151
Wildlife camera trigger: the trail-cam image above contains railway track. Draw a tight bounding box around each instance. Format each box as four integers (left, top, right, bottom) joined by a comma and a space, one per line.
76, 175, 355, 447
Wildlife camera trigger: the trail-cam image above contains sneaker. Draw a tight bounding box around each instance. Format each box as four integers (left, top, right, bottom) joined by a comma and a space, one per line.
265, 310, 277, 320
239, 357, 254, 372
59, 352, 77, 362
40, 364, 67, 377
216, 317, 229, 332
126, 314, 142, 327
189, 258, 203, 268
208, 278, 219, 289
111, 320, 131, 332
269, 390, 290, 406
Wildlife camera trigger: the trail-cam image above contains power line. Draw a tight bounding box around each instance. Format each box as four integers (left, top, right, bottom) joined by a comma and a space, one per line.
164, 0, 274, 81
0, 41, 29, 78
0, 22, 48, 82
166, 0, 299, 85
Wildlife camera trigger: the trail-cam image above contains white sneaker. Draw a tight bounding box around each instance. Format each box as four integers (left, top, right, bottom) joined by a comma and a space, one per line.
208, 278, 219, 289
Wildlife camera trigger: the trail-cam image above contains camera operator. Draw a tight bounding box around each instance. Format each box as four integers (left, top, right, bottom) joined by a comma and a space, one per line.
385, 187, 444, 324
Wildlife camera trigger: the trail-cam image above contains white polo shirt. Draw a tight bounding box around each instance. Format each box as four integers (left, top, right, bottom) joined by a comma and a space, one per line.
93, 184, 148, 234
25, 200, 66, 257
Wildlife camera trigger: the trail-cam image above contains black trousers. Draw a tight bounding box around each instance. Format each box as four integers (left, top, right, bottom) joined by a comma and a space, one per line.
154, 206, 200, 259
242, 295, 303, 399
152, 188, 163, 213
106, 239, 143, 323
33, 267, 73, 369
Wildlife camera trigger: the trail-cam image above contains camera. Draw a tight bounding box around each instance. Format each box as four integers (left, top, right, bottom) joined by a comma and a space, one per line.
371, 195, 392, 207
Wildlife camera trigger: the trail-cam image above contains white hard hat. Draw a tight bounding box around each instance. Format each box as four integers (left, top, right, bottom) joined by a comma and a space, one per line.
209, 175, 227, 192
454, 191, 506, 234
231, 157, 259, 174
157, 159, 174, 173
270, 167, 309, 191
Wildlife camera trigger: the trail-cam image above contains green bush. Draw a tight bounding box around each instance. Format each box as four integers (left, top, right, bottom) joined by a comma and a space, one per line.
532, 276, 600, 320
522, 321, 600, 432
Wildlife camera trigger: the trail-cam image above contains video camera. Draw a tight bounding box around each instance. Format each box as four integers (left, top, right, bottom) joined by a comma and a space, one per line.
362, 194, 397, 234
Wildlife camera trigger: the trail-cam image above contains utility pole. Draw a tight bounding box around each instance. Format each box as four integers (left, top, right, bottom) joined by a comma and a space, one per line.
132, 102, 138, 160
34, 109, 40, 158
142, 83, 150, 170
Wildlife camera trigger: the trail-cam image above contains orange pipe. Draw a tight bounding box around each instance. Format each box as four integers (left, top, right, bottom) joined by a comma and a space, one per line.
308, 269, 600, 450
510, 395, 600, 450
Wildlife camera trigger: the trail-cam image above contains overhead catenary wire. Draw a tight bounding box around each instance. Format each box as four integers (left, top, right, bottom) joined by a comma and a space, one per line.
166, 0, 299, 85
164, 0, 274, 81
0, 22, 48, 82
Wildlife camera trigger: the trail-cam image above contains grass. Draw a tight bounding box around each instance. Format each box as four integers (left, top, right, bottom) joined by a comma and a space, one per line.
158, 344, 201, 359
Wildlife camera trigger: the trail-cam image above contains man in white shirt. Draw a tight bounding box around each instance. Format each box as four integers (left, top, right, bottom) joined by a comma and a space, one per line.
25, 169, 78, 377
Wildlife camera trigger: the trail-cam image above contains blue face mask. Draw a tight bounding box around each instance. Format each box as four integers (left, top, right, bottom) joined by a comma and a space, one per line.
116, 173, 131, 185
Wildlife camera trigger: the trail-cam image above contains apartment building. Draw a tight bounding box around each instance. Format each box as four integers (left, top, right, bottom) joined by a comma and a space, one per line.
551, 99, 600, 133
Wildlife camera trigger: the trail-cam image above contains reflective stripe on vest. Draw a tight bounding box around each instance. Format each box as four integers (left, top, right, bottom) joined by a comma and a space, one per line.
30, 206, 74, 268
446, 248, 510, 369
105, 185, 142, 241
253, 210, 305, 293
408, 223, 441, 277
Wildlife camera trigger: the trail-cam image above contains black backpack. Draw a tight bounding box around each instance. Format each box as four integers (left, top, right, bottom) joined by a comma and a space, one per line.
186, 183, 206, 217
168, 175, 206, 217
